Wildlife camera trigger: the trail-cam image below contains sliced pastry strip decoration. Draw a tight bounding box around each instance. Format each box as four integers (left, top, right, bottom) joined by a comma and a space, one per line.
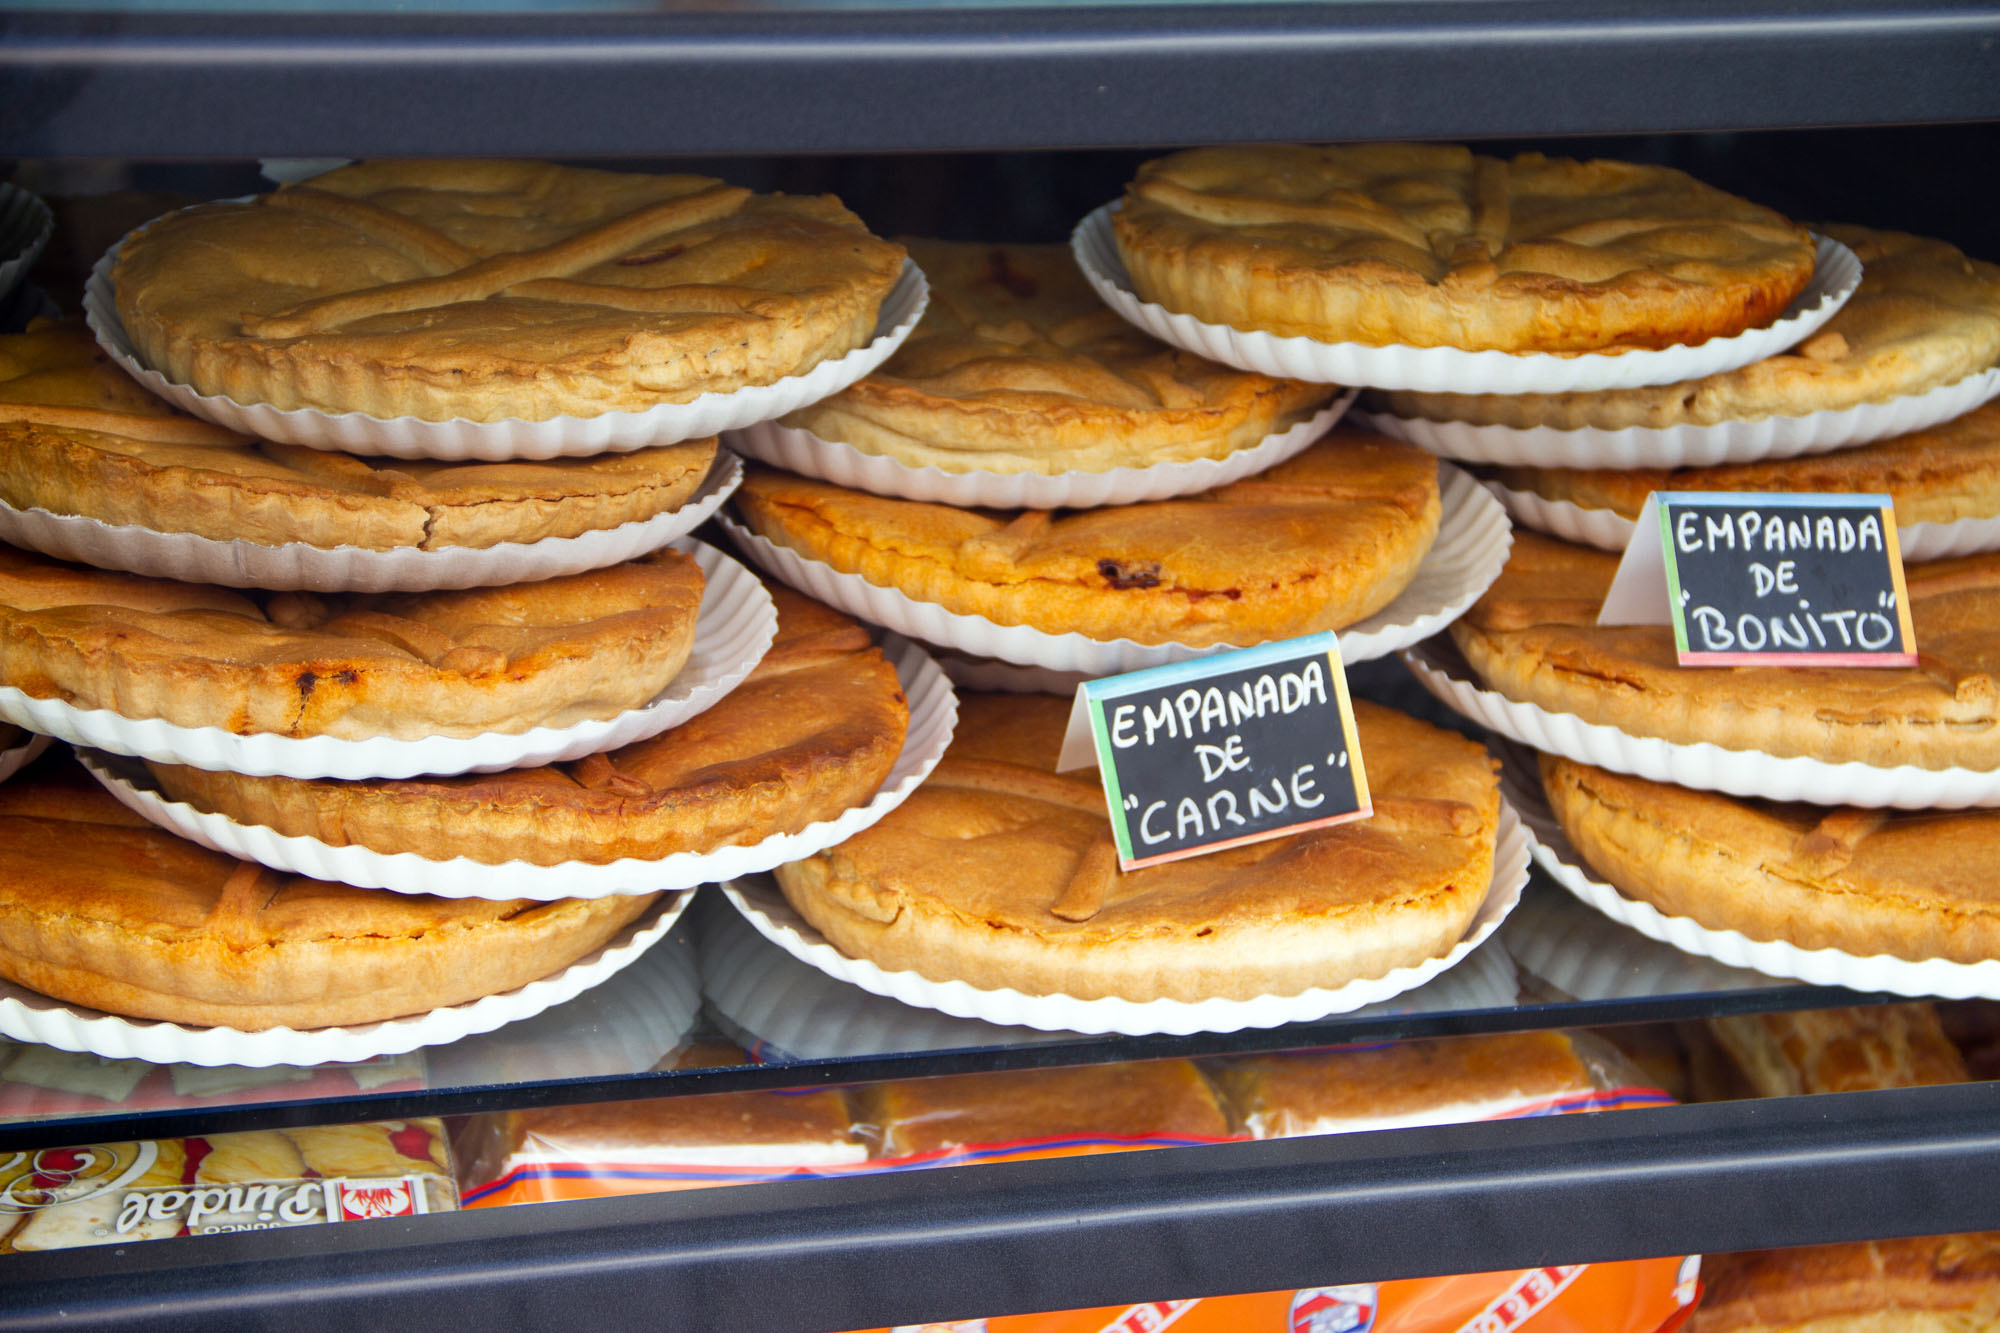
0, 542, 704, 741
1484, 398, 2000, 558
0, 753, 661, 1032
138, 588, 912, 871
1542, 753, 2000, 968
1379, 225, 2000, 430
772, 692, 1500, 1004
109, 160, 908, 423
0, 320, 723, 563
1110, 143, 1818, 354
1446, 531, 2000, 771
777, 239, 1337, 475
733, 429, 1441, 649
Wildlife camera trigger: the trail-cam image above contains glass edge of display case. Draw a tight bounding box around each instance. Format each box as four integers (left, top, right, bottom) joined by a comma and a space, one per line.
5, 0, 2000, 156
0, 978, 1871, 1153
7, 1079, 2000, 1330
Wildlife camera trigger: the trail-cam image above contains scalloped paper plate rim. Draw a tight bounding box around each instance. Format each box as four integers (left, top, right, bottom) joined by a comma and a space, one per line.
1358, 366, 2000, 468
1072, 204, 1860, 394
1508, 773, 2000, 998
724, 462, 1509, 671
0, 184, 53, 303
79, 637, 958, 900
0, 889, 693, 1067
1484, 476, 2000, 563
723, 393, 1355, 508
87, 241, 929, 459
0, 538, 777, 779
716, 801, 1528, 1036
1401, 637, 2000, 808
0, 732, 50, 786
0, 450, 744, 592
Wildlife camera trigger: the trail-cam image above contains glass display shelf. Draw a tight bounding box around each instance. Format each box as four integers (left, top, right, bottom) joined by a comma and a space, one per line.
7, 1, 2000, 158
0, 878, 1869, 1156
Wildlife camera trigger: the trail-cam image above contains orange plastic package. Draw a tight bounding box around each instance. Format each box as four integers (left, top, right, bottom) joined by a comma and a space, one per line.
846, 1033, 1695, 1333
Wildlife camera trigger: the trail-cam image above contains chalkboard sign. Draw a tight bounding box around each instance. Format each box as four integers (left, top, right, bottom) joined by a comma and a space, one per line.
1599, 491, 1917, 667
1055, 633, 1371, 870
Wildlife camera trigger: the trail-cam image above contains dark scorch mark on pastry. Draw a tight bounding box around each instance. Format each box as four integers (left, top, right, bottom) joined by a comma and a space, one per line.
1098, 559, 1163, 590
977, 248, 1038, 301
620, 243, 689, 266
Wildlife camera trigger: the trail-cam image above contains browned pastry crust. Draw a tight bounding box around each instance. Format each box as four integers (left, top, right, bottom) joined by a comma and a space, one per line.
1450, 532, 2000, 769
784, 240, 1334, 473
735, 430, 1440, 647
1382, 225, 2000, 429
1694, 1236, 2000, 1333
1113, 143, 1816, 352
0, 755, 658, 1029
774, 693, 1499, 1003
0, 322, 719, 551
1705, 1006, 1969, 1099
0, 544, 704, 740
111, 160, 906, 421
142, 588, 909, 864
1491, 401, 2000, 528
1543, 754, 2000, 964
860, 1060, 1230, 1157
1212, 1032, 1595, 1138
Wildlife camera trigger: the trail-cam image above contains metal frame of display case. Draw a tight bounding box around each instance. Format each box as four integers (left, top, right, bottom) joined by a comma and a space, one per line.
4, 2, 2000, 158
5, 4, 2000, 1327
9, 1081, 2000, 1330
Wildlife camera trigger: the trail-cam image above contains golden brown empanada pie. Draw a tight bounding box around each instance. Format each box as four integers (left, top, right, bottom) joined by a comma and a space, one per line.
1114, 142, 1816, 353
774, 693, 1498, 1002
112, 160, 906, 421
735, 429, 1439, 647
785, 239, 1333, 473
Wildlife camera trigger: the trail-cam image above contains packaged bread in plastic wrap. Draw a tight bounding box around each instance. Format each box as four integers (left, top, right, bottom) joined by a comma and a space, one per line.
1693, 1004, 2000, 1332
845, 1031, 1693, 1333
457, 1040, 866, 1207
0, 1118, 455, 1252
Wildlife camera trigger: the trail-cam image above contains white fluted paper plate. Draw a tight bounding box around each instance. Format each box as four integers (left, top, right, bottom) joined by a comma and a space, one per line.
0, 450, 743, 592
1073, 205, 1861, 395
1484, 475, 2000, 563
725, 394, 1354, 508
79, 637, 956, 900
724, 462, 1510, 672
0, 731, 50, 785
85, 248, 929, 460
1507, 765, 1995, 998
934, 653, 1087, 696
0, 539, 777, 779
0, 889, 692, 1067
695, 891, 1066, 1057
717, 801, 1527, 1036
1402, 636, 2000, 808
0, 184, 52, 304
1360, 366, 2000, 468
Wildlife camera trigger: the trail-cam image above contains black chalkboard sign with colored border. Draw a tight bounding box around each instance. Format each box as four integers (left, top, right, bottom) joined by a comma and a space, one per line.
1056, 633, 1371, 870
1599, 491, 1918, 668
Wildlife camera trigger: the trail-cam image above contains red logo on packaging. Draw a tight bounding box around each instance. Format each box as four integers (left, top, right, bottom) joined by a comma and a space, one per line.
1095, 1301, 1198, 1333
1290, 1286, 1378, 1333
337, 1180, 415, 1221
1455, 1266, 1585, 1333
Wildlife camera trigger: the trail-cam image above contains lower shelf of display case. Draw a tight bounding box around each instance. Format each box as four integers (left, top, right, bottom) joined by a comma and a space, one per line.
5, 1080, 2000, 1332
0, 879, 1876, 1154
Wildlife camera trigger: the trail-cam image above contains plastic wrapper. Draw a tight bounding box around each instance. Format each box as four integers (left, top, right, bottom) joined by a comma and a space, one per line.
456, 1040, 865, 1207
0, 1118, 455, 1252
843, 1031, 1690, 1333
0, 1042, 423, 1121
